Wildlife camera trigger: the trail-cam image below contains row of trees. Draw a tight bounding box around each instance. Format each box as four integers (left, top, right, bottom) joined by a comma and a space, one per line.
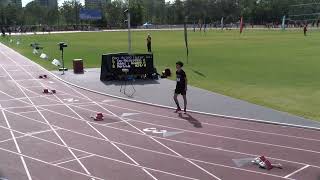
1, 0, 320, 28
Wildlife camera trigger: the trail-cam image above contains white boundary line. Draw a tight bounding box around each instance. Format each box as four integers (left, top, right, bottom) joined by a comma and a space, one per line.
3, 48, 160, 180
30, 82, 320, 143
0, 123, 199, 180
66, 103, 320, 154
56, 76, 222, 180
118, 117, 320, 154
11, 84, 320, 159
5, 42, 319, 132
1, 84, 318, 171
0, 118, 294, 180
2, 64, 221, 180
84, 102, 320, 143
1, 43, 319, 179
54, 154, 95, 165
0, 52, 96, 180
2, 43, 319, 131
283, 165, 310, 178
0, 128, 60, 144
9, 107, 317, 170
0, 146, 104, 180
17, 110, 46, 115
1, 85, 319, 171
45, 83, 159, 180
0, 76, 33, 180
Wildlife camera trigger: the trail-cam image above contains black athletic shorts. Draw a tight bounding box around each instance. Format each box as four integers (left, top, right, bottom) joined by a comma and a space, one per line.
175, 88, 186, 95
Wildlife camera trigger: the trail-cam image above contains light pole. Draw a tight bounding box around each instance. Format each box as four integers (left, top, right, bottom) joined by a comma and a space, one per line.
58, 42, 68, 75
124, 0, 131, 54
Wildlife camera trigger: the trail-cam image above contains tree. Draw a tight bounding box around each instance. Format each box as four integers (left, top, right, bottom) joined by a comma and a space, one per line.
60, 0, 82, 25
24, 1, 44, 25
128, 0, 144, 26
105, 0, 126, 28
173, 0, 184, 24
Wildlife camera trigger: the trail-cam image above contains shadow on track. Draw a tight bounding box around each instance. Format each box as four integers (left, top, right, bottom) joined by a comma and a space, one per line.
178, 113, 202, 128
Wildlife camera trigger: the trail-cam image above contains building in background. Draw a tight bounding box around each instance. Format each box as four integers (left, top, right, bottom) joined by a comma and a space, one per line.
0, 0, 22, 7
36, 0, 58, 9
11, 0, 22, 7
85, 0, 111, 9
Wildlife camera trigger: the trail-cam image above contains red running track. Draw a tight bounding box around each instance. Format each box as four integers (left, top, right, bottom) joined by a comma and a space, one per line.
0, 43, 319, 180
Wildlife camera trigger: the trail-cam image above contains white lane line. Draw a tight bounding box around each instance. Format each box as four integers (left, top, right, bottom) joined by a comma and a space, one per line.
0, 128, 61, 144
0, 88, 94, 110
7, 96, 317, 170
99, 102, 320, 143
7, 69, 20, 72
8, 102, 319, 170
22, 84, 308, 159
7, 79, 39, 82
284, 165, 310, 178
41, 87, 320, 144
119, 117, 320, 154
45, 83, 158, 180
53, 80, 222, 180
0, 135, 25, 144
0, 122, 198, 180
0, 79, 32, 180
0, 51, 96, 180
17, 110, 46, 115
142, 168, 159, 180
0, 45, 316, 179
0, 146, 104, 180
70, 103, 320, 155
19, 86, 43, 89
25, 128, 61, 136
0, 114, 294, 180
50, 154, 94, 165
54, 155, 95, 165
0, 95, 52, 103
45, 88, 320, 144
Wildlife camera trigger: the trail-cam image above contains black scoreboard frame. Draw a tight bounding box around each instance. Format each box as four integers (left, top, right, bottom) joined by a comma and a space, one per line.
100, 53, 157, 81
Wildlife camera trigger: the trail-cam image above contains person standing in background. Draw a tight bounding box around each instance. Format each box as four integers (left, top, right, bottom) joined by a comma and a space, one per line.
147, 34, 152, 52
304, 24, 308, 36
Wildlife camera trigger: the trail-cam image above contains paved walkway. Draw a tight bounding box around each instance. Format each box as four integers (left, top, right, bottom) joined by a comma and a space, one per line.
52, 68, 320, 128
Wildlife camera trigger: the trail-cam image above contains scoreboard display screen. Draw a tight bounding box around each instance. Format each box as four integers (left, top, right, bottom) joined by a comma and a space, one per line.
100, 53, 156, 81
111, 54, 148, 70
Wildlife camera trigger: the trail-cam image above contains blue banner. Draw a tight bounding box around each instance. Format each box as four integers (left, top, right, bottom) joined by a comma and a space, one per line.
79, 9, 102, 20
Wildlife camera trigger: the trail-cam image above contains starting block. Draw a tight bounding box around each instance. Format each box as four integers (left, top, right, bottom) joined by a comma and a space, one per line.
252, 156, 282, 170
43, 89, 49, 94
91, 113, 104, 121
43, 89, 56, 94
39, 75, 48, 79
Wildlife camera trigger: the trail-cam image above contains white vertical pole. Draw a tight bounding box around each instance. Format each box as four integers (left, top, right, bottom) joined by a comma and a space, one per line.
128, 0, 132, 54
128, 12, 132, 53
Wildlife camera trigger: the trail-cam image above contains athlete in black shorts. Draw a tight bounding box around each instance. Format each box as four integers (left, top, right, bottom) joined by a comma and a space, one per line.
174, 61, 187, 113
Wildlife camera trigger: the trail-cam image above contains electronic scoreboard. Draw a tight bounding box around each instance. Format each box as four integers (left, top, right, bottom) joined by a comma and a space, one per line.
100, 53, 157, 81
